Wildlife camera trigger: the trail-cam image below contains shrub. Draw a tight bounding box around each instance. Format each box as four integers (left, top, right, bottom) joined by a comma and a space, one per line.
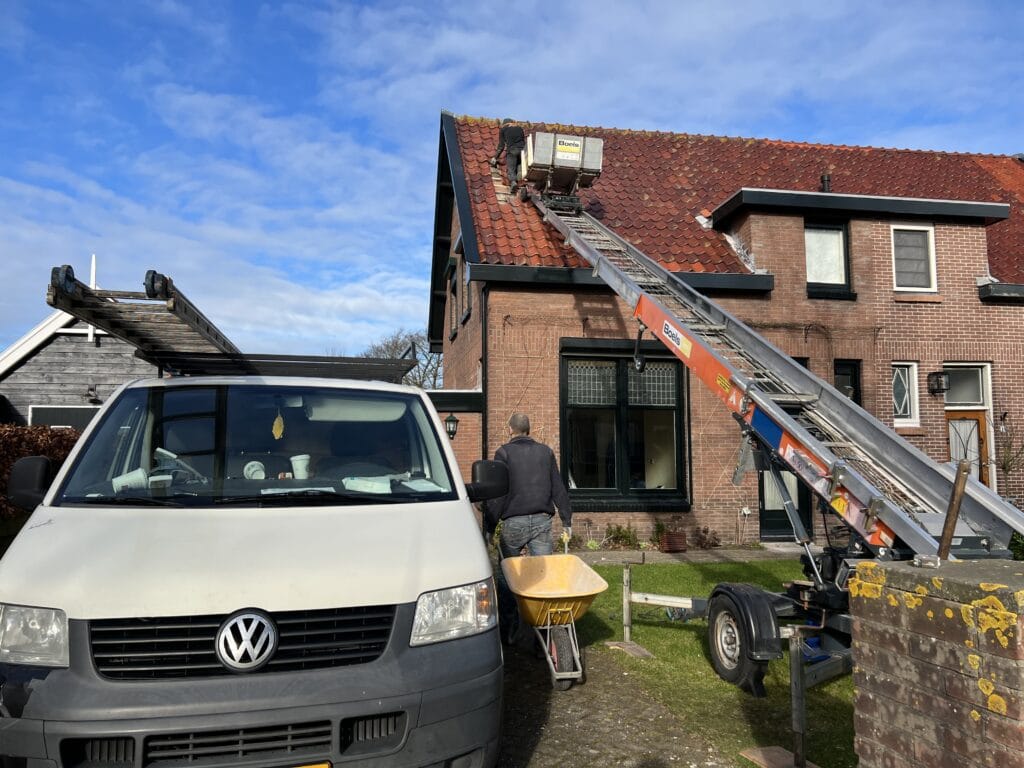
692, 526, 721, 549
605, 523, 639, 549
0, 425, 81, 518
1011, 532, 1024, 561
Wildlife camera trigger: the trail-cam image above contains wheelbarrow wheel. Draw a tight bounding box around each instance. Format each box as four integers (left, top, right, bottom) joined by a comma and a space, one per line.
549, 626, 573, 691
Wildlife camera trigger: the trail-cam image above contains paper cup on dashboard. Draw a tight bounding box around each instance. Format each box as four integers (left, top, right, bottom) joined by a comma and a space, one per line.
243, 461, 266, 480
290, 454, 311, 480
112, 467, 149, 493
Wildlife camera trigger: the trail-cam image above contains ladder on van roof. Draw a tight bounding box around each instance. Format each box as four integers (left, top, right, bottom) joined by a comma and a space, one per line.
527, 196, 1024, 559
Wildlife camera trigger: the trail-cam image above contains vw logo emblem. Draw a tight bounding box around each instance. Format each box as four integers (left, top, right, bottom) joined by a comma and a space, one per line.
215, 610, 278, 672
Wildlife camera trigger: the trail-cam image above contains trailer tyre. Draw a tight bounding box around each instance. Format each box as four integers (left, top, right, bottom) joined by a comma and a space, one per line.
708, 593, 768, 697
549, 626, 573, 691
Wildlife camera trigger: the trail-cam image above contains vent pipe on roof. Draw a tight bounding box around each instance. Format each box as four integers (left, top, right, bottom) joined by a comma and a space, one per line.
820, 173, 832, 193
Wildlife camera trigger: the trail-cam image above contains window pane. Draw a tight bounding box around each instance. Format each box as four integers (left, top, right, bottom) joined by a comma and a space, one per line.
566, 408, 616, 488
805, 228, 846, 285
944, 368, 983, 406
892, 366, 912, 419
628, 361, 676, 405
568, 360, 616, 405
893, 229, 931, 288
626, 409, 677, 489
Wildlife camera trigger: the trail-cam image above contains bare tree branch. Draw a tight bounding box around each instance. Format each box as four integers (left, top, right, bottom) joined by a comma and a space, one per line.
359, 328, 442, 389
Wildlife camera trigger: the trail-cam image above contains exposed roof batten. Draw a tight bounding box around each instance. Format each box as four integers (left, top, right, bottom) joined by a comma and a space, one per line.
711, 188, 1011, 228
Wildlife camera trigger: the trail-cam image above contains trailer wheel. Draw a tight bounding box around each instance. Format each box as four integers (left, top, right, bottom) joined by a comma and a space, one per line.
707, 593, 768, 697
549, 626, 573, 691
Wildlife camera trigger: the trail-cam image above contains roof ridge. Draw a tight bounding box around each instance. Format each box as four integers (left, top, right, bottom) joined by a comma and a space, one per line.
452, 113, 1020, 160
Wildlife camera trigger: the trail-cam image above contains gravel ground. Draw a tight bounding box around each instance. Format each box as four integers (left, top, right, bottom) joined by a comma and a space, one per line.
494, 544, 809, 767
497, 640, 732, 768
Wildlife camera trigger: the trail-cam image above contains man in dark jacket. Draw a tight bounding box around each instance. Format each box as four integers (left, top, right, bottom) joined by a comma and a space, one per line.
489, 117, 526, 193
486, 412, 571, 556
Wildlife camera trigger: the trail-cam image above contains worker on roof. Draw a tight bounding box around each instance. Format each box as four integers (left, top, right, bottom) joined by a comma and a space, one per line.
489, 117, 526, 194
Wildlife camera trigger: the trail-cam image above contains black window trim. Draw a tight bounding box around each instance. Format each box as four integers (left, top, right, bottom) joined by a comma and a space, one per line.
804, 219, 857, 301
559, 338, 691, 512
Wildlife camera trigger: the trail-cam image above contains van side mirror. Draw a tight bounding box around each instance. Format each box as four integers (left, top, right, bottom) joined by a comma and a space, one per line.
7, 456, 53, 512
466, 460, 508, 503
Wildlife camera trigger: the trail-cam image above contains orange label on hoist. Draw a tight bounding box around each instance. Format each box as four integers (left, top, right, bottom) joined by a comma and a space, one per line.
716, 374, 731, 394
661, 320, 692, 358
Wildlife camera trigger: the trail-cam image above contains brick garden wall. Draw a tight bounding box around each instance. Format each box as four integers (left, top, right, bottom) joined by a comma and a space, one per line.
849, 559, 1024, 768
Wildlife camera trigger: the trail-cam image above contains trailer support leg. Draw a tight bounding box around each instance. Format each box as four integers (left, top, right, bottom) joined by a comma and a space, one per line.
789, 632, 807, 768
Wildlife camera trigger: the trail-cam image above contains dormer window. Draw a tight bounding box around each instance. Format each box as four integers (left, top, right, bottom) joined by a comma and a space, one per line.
804, 222, 854, 300
891, 224, 936, 292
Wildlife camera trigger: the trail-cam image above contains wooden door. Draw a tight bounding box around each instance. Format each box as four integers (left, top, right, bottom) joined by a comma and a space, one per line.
946, 410, 989, 486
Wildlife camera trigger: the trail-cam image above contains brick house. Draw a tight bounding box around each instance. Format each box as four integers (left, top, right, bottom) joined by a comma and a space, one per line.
429, 113, 1024, 544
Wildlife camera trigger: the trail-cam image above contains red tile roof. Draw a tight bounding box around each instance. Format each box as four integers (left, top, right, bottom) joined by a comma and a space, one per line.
454, 117, 1024, 283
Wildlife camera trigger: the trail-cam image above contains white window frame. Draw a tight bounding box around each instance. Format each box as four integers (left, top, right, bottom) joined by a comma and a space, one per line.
891, 362, 919, 427
890, 223, 937, 292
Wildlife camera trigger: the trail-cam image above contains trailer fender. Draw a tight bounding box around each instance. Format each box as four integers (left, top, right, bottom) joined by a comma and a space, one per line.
710, 583, 783, 662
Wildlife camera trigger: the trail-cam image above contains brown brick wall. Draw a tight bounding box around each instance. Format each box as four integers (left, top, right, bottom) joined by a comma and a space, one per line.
442, 207, 1024, 542
850, 560, 1024, 768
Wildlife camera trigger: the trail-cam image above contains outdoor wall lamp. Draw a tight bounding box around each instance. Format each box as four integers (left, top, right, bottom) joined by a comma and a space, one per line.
926, 371, 950, 396
444, 413, 459, 439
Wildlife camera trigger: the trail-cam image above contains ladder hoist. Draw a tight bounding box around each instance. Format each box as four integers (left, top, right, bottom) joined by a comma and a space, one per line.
518, 131, 1024, 697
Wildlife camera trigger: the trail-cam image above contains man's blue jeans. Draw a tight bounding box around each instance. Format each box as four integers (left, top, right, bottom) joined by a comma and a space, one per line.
499, 512, 553, 557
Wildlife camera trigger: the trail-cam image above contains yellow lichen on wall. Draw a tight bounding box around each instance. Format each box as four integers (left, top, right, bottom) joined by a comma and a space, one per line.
970, 709, 981, 722
903, 592, 923, 609
966, 653, 981, 671
849, 562, 887, 599
979, 583, 1008, 592
932, 576, 944, 590
914, 585, 929, 596
972, 595, 1017, 650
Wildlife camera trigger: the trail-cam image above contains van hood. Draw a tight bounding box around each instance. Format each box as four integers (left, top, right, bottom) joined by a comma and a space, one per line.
0, 502, 492, 619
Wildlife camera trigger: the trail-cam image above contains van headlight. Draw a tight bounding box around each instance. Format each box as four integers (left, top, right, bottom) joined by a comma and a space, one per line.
410, 579, 496, 646
0, 604, 69, 667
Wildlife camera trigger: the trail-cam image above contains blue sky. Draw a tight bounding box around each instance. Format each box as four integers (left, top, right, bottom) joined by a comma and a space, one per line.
2, 0, 1022, 354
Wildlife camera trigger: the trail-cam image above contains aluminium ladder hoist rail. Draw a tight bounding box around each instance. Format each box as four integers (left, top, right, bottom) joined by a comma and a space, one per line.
517, 134, 1024, 563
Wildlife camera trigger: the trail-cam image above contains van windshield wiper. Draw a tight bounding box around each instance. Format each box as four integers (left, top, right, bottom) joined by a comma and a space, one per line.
214, 489, 404, 506
64, 495, 189, 507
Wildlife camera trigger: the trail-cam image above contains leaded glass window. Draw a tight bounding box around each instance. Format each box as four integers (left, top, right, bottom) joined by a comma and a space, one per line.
892, 363, 918, 424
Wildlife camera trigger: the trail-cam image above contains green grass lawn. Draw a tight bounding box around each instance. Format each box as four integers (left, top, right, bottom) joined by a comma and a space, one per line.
574, 560, 856, 768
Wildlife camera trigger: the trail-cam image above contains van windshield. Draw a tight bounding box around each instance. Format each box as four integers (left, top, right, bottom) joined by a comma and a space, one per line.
57, 384, 457, 507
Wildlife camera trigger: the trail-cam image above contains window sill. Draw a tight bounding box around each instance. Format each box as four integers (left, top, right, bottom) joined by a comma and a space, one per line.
569, 494, 691, 513
448, 328, 458, 342
894, 293, 943, 303
806, 286, 857, 301
895, 426, 925, 436
460, 308, 472, 326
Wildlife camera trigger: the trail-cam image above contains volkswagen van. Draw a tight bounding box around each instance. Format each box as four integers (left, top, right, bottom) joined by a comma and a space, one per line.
0, 376, 507, 768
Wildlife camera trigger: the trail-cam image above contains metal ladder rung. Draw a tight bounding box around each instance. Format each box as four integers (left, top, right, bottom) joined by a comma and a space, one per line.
766, 393, 819, 406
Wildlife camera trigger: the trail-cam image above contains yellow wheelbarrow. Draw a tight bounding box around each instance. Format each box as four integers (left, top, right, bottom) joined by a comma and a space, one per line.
501, 554, 608, 690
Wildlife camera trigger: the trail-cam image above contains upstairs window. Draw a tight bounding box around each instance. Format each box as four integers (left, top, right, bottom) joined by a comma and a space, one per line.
805, 223, 854, 299
892, 225, 936, 292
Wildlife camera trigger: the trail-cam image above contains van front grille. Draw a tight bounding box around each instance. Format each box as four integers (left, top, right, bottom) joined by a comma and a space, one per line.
90, 606, 395, 679
144, 721, 331, 767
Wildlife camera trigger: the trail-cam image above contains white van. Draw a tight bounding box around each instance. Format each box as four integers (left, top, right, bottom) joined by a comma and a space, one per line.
0, 376, 508, 768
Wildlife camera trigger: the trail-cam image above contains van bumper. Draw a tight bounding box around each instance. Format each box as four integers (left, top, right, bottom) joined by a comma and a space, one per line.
0, 613, 502, 768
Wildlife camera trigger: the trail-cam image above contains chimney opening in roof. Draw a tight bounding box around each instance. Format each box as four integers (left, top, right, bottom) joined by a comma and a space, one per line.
820, 173, 832, 193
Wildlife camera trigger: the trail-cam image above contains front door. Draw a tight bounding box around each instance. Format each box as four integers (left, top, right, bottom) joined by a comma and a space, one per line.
758, 470, 813, 541
946, 410, 989, 485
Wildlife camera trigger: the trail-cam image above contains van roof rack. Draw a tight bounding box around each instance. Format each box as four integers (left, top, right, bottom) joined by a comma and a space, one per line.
150, 352, 415, 382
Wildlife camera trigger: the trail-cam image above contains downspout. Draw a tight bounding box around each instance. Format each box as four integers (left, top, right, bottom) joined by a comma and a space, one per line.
481, 285, 489, 458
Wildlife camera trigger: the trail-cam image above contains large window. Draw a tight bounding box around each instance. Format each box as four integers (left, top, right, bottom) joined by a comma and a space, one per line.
562, 352, 688, 507
892, 362, 919, 426
805, 223, 854, 299
892, 224, 936, 291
